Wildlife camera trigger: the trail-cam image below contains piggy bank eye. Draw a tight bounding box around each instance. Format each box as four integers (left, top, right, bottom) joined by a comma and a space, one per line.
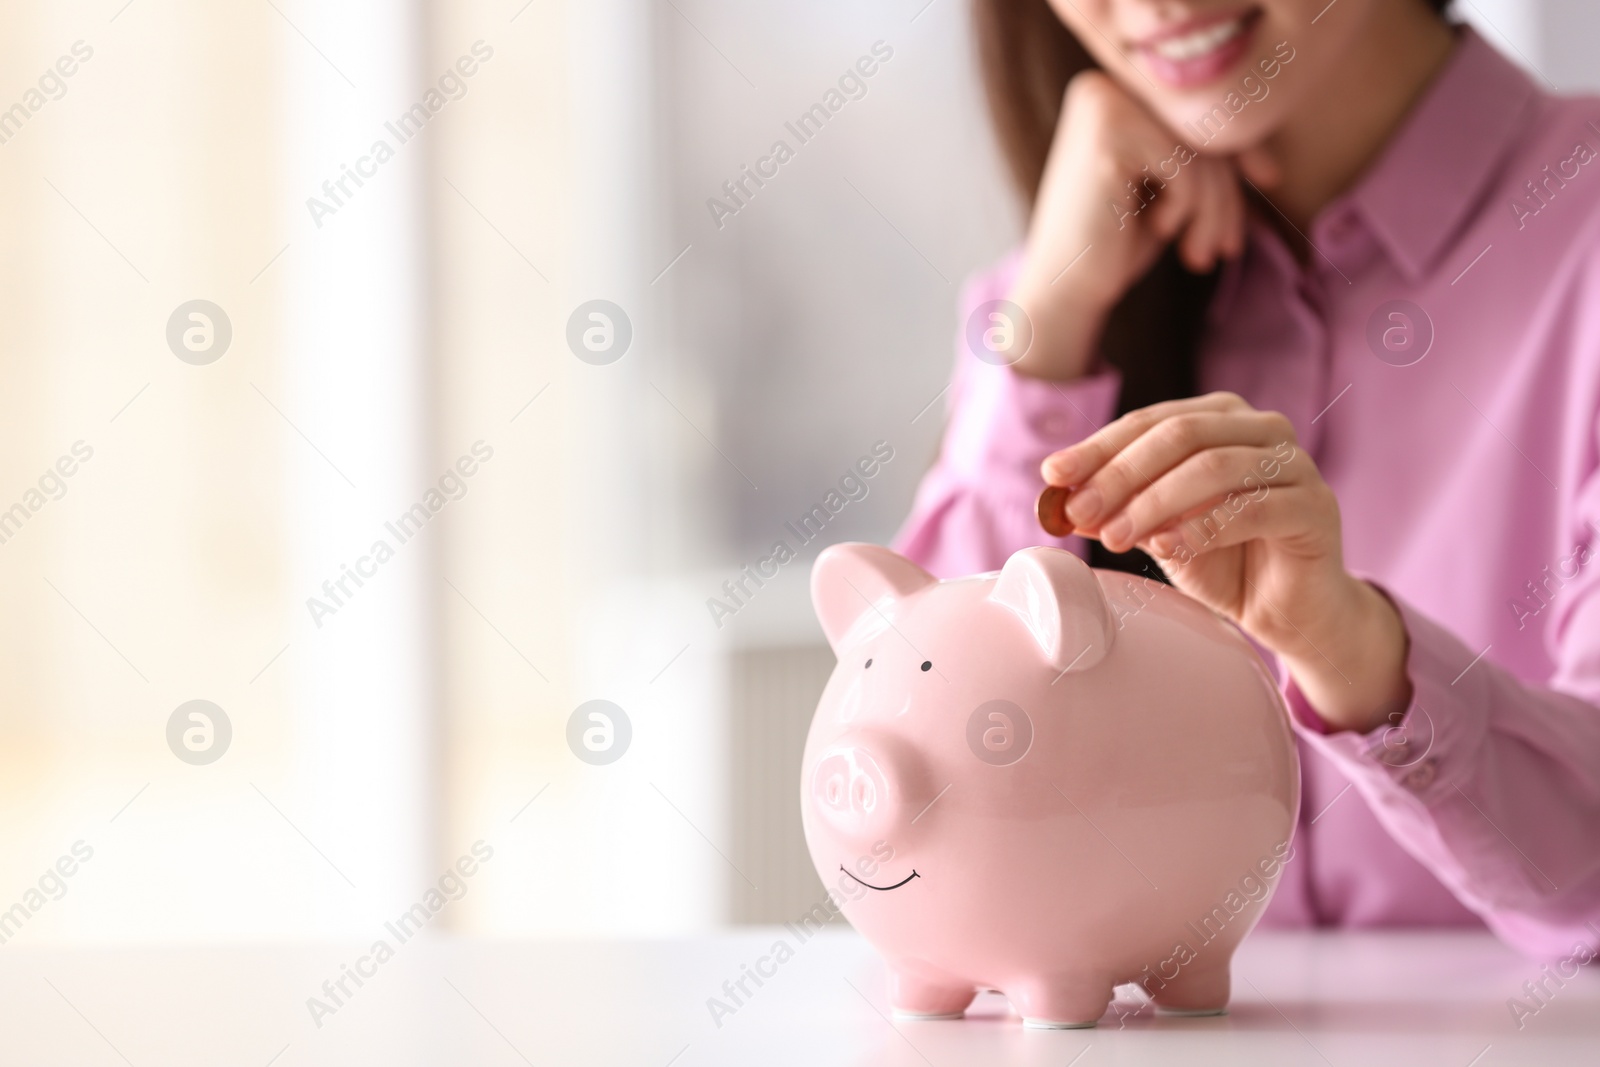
920, 660, 932, 672
864, 658, 873, 669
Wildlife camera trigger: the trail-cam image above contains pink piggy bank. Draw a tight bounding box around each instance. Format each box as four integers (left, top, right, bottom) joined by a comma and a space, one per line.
800, 543, 1299, 1028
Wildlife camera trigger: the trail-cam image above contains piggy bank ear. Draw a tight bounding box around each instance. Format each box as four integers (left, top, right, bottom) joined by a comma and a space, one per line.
811, 543, 937, 653
989, 547, 1113, 673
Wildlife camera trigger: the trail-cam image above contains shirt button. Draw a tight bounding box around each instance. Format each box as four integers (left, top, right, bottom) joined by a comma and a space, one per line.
1401, 758, 1438, 791
1368, 726, 1410, 767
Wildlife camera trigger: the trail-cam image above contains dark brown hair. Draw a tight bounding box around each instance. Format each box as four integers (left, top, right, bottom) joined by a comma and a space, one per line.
971, 0, 1451, 575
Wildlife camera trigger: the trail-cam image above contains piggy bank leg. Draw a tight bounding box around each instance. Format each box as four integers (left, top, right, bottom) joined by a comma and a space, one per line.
1148, 960, 1230, 1016
1012, 974, 1114, 1029
888, 970, 977, 1020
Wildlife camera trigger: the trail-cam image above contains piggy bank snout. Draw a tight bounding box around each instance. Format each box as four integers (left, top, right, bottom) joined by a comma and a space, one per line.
810, 735, 924, 846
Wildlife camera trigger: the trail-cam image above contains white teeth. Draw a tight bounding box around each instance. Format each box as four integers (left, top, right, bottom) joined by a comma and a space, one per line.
1150, 17, 1245, 61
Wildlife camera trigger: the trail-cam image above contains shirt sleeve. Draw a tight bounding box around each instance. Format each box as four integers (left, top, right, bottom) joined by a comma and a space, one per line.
1282, 574, 1600, 960
892, 254, 1123, 578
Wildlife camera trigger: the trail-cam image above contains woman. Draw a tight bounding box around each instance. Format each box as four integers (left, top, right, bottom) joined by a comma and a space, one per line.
897, 0, 1600, 959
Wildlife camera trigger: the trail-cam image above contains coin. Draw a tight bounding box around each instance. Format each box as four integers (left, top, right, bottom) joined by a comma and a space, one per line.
1036, 484, 1073, 538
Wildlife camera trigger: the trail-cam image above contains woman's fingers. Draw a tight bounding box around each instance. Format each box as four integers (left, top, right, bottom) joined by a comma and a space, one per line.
1064, 413, 1300, 534
1091, 444, 1299, 552
1174, 162, 1213, 270
1179, 161, 1229, 271
1152, 157, 1248, 273
1142, 482, 1338, 560
1216, 162, 1246, 260
1041, 391, 1253, 485
1233, 144, 1281, 190
1146, 152, 1200, 241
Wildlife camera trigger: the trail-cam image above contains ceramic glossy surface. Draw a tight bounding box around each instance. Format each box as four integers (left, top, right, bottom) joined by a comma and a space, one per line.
800, 544, 1300, 1027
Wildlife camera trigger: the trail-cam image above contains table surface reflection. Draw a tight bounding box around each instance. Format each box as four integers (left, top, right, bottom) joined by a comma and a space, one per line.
2, 928, 1595, 1065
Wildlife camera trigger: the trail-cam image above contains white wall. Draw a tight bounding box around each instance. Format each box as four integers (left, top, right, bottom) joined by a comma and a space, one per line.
1463, 0, 1600, 92
659, 1, 1018, 581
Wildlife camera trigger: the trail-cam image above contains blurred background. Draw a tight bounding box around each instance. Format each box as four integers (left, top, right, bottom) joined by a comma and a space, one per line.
1, 0, 1594, 945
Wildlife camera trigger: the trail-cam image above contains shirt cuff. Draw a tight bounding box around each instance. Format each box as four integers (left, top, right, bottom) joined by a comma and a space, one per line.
1278, 582, 1491, 803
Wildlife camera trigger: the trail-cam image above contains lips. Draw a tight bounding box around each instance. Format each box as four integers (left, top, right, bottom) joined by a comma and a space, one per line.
1131, 8, 1263, 89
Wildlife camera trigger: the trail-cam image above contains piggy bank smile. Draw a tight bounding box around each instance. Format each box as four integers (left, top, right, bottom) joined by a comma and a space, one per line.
840, 866, 920, 891
798, 544, 1299, 1029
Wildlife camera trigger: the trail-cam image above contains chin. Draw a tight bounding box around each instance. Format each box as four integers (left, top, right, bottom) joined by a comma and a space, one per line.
1161, 102, 1282, 155
1134, 40, 1308, 155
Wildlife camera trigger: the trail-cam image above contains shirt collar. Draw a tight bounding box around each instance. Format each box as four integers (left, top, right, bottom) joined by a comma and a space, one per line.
1339, 26, 1541, 281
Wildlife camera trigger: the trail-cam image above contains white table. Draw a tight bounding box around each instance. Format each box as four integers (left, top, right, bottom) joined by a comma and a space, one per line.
2, 929, 1595, 1065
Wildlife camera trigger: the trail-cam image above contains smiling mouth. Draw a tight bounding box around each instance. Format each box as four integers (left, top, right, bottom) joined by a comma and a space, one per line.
1130, 8, 1262, 88
1140, 10, 1254, 58
840, 865, 920, 891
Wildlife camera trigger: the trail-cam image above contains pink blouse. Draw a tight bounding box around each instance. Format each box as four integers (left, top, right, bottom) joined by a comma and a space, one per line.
896, 28, 1600, 960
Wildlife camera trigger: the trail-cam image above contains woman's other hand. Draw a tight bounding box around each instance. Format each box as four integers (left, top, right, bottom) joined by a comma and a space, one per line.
1008, 71, 1276, 382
